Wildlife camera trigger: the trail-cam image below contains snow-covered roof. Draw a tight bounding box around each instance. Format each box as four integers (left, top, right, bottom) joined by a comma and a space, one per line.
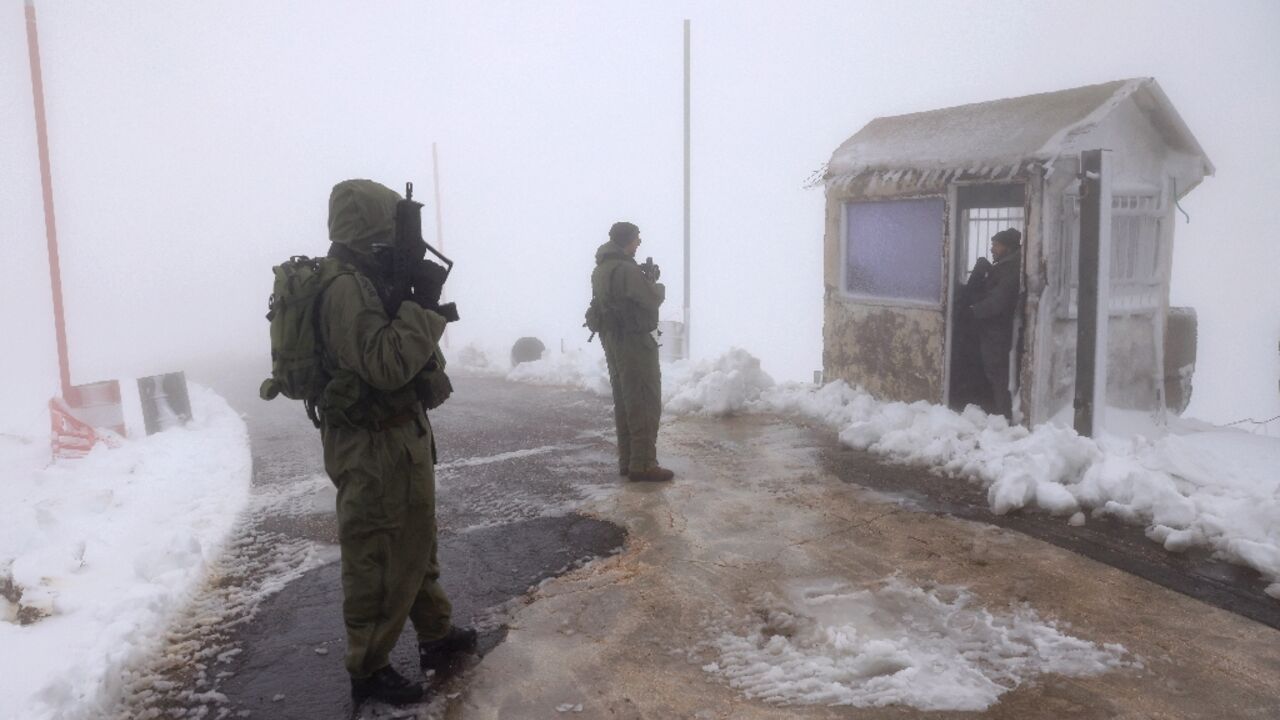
827, 78, 1214, 186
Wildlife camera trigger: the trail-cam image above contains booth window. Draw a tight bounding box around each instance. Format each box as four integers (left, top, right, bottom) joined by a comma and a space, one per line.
844, 197, 945, 304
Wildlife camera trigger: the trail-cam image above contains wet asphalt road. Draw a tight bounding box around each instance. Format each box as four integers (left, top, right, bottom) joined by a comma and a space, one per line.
107, 366, 1280, 719
110, 370, 627, 719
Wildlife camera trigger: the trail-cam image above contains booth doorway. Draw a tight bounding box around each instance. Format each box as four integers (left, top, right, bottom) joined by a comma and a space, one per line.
948, 183, 1026, 413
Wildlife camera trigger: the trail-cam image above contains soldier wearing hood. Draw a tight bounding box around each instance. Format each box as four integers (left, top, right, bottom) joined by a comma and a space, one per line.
320, 179, 475, 706
589, 221, 675, 482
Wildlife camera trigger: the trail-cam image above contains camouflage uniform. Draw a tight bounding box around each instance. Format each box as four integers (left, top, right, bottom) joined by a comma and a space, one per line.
591, 240, 665, 474
319, 180, 453, 679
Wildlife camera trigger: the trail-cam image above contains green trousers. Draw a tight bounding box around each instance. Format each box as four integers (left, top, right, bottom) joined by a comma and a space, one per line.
601, 330, 662, 472
321, 418, 452, 678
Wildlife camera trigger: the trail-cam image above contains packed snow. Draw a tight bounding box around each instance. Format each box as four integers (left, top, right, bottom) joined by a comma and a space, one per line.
451, 341, 510, 378
0, 386, 251, 720
505, 347, 611, 397
700, 576, 1130, 710
492, 344, 1280, 596
661, 348, 775, 416
756, 380, 1280, 597
457, 342, 776, 416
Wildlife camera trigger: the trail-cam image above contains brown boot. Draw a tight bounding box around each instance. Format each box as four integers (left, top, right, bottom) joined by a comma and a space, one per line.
628, 465, 674, 482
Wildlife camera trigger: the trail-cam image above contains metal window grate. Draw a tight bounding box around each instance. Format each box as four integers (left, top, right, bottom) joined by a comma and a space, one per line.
962, 207, 1024, 276
1057, 193, 1164, 317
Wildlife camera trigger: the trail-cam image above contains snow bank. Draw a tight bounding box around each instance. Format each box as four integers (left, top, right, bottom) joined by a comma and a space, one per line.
450, 341, 510, 377
501, 345, 1280, 593
502, 346, 776, 416
506, 347, 612, 397
701, 576, 1130, 710
0, 385, 252, 720
756, 381, 1280, 595
662, 348, 775, 416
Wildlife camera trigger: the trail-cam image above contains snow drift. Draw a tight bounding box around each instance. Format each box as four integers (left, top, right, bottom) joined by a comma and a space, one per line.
499, 346, 1280, 597
756, 380, 1280, 597
0, 386, 252, 720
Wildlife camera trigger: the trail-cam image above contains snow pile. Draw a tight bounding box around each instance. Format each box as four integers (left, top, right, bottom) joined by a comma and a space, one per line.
502, 346, 777, 416
0, 386, 252, 720
662, 348, 776, 417
450, 341, 509, 377
506, 347, 611, 397
756, 381, 1280, 595
701, 577, 1129, 710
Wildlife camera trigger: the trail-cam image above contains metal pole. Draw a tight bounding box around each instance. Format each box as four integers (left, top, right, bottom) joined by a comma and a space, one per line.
432, 141, 448, 348
1073, 149, 1112, 437
682, 19, 691, 360
26, 0, 71, 397
432, 142, 445, 255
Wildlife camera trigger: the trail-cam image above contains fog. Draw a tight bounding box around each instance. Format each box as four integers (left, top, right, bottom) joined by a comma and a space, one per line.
2, 0, 1277, 435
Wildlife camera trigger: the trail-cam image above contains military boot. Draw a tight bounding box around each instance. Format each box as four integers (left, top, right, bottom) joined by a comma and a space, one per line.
419, 625, 479, 676
628, 465, 674, 482
350, 665, 425, 706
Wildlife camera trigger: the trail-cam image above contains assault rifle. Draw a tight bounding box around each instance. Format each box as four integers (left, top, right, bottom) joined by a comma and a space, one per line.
390, 182, 459, 322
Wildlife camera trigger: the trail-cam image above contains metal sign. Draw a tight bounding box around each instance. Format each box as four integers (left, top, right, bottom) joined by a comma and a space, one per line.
138, 372, 193, 435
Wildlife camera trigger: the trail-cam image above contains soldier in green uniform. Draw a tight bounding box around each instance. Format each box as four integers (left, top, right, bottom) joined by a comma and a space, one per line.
320, 179, 475, 705
590, 221, 674, 482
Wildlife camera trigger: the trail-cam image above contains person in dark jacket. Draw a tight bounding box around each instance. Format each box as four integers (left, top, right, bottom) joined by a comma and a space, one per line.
949, 256, 993, 411
967, 228, 1022, 419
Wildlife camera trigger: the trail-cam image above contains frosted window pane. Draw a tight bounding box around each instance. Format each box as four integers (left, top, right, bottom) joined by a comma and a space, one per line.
845, 198, 944, 303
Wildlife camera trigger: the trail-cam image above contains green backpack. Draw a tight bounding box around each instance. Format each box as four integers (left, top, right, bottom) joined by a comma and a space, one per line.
259, 256, 352, 425
584, 264, 624, 340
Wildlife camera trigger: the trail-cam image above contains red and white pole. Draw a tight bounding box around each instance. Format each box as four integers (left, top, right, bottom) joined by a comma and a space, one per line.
25, 0, 71, 398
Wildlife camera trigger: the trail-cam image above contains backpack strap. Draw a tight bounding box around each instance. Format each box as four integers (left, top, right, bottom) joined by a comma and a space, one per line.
604, 263, 627, 332
307, 261, 356, 428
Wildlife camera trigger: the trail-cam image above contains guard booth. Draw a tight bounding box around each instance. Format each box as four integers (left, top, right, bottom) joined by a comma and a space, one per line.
821, 78, 1213, 426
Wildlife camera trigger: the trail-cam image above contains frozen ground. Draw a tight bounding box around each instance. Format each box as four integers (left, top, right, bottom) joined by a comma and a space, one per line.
0, 386, 251, 720
481, 343, 1280, 598
456, 408, 1280, 718
758, 381, 1280, 598
700, 576, 1129, 711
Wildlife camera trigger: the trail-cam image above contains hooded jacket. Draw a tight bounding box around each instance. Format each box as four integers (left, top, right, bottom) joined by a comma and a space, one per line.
317, 179, 447, 426
328, 179, 401, 255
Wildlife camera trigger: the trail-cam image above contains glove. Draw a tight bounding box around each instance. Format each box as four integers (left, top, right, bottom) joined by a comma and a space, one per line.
409, 259, 459, 322
410, 259, 448, 308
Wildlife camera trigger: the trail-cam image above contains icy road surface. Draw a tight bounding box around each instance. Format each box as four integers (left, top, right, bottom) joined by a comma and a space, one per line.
109, 372, 1280, 718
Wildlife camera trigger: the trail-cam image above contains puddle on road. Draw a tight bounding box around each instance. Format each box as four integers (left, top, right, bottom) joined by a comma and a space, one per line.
696, 576, 1133, 712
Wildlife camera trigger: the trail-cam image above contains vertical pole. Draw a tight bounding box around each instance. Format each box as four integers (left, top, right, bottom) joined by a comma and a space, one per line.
682, 19, 691, 360
1073, 149, 1112, 437
432, 141, 448, 348
26, 0, 71, 397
